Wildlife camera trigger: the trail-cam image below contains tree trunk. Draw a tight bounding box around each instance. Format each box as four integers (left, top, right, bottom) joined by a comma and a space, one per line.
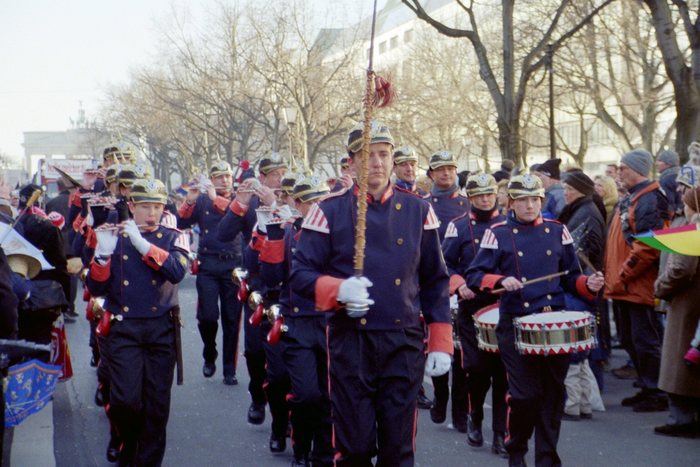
674, 72, 700, 162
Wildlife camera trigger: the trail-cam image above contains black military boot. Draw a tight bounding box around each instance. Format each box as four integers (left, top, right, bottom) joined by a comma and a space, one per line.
106, 434, 120, 463
467, 415, 484, 447
247, 402, 266, 425
492, 431, 508, 457
430, 397, 447, 424
269, 431, 286, 453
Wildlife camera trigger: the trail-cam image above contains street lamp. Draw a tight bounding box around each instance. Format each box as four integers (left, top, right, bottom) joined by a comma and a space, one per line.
282, 106, 308, 171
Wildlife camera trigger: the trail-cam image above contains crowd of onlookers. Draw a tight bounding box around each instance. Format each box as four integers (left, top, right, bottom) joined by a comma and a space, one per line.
444, 145, 700, 438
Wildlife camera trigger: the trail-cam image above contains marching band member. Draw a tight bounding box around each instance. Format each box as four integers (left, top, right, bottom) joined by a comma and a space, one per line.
424, 150, 469, 239
87, 178, 189, 466
424, 150, 469, 427
177, 161, 242, 385
216, 155, 288, 430
291, 121, 452, 466
393, 146, 426, 196
441, 173, 508, 455
466, 174, 604, 467
259, 175, 333, 467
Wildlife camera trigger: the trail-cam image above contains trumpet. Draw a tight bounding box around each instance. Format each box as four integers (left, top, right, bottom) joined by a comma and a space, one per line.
88, 195, 118, 207
265, 304, 287, 345
94, 223, 151, 232
248, 292, 265, 326
231, 267, 250, 301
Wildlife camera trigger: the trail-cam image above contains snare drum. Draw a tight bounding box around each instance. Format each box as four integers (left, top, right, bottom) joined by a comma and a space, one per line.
513, 311, 596, 356
474, 304, 500, 353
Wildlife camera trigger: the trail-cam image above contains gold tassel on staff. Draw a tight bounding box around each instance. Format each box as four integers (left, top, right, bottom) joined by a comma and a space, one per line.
352, 0, 395, 278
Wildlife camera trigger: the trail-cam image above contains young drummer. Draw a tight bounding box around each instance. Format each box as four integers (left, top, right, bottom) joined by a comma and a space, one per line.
466, 174, 604, 467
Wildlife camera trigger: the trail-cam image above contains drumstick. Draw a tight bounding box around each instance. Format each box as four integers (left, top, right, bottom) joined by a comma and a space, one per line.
576, 250, 597, 273
491, 270, 569, 294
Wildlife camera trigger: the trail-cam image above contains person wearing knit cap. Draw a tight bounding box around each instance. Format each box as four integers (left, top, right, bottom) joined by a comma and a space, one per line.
534, 159, 566, 219
604, 148, 671, 413
559, 172, 607, 421
656, 149, 681, 214
492, 159, 515, 182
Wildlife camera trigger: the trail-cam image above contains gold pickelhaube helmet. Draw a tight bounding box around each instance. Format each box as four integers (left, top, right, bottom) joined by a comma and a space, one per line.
465, 173, 497, 197
428, 150, 457, 170
346, 120, 394, 154
129, 178, 168, 204
507, 174, 545, 199
393, 146, 418, 165
258, 153, 288, 175
292, 175, 330, 204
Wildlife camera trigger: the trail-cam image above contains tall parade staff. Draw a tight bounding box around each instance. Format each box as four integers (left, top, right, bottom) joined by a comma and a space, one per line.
259, 175, 334, 466
441, 173, 508, 456
177, 161, 242, 385
423, 150, 469, 426
216, 155, 287, 428
87, 178, 189, 466
466, 174, 604, 467
291, 120, 453, 466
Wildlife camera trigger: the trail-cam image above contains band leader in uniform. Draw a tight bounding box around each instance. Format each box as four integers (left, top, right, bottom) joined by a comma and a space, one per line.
291, 121, 453, 467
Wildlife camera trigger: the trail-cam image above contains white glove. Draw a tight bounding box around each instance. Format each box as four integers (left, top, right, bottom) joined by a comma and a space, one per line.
337, 276, 374, 316
424, 352, 451, 377
95, 229, 118, 257
86, 211, 94, 227
123, 220, 151, 255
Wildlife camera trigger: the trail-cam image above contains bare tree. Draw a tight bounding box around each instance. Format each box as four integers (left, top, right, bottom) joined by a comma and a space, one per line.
641, 0, 700, 161
401, 0, 615, 162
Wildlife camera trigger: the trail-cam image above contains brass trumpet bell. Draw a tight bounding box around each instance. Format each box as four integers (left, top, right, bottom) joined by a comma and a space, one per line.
80, 268, 89, 283
265, 304, 282, 323
92, 297, 106, 320
231, 267, 249, 287
248, 291, 264, 309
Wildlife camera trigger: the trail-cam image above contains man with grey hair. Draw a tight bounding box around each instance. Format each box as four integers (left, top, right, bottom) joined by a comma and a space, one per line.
604, 149, 671, 412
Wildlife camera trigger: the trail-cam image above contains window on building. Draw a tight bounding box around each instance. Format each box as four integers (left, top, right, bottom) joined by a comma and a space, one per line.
379, 41, 387, 54
404, 29, 413, 43
390, 36, 398, 49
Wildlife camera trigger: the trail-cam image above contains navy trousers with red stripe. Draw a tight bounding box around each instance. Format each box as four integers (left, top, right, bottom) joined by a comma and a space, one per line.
497, 314, 568, 467
327, 324, 424, 467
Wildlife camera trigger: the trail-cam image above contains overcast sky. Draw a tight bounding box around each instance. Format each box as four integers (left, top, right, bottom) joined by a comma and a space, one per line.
0, 0, 383, 163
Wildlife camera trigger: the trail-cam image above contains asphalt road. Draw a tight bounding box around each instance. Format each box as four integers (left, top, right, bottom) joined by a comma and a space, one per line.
47, 275, 697, 466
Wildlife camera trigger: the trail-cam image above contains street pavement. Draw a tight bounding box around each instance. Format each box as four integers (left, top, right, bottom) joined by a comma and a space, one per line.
7, 274, 698, 466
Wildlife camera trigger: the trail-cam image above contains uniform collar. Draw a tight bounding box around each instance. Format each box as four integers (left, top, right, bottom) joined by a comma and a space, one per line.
353, 183, 394, 204
508, 211, 544, 226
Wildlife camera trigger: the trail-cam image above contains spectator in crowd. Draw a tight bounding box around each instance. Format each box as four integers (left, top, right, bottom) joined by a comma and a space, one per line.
655, 150, 681, 216
653, 186, 700, 438
604, 149, 670, 413
605, 163, 619, 180
496, 179, 509, 215
534, 158, 566, 219
594, 175, 619, 222
492, 159, 515, 182
558, 171, 607, 420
